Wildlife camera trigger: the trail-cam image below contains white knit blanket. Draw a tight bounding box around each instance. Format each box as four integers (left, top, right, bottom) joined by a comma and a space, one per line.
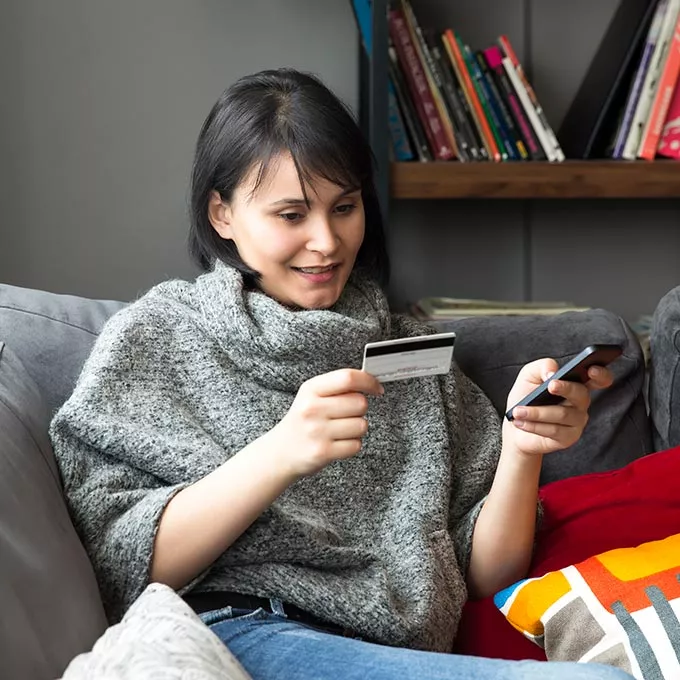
60, 584, 252, 679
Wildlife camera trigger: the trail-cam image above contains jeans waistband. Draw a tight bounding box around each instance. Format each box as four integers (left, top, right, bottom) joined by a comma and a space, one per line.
183, 590, 355, 639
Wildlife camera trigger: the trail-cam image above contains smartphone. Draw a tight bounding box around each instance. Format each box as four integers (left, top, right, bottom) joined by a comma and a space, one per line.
505, 344, 623, 421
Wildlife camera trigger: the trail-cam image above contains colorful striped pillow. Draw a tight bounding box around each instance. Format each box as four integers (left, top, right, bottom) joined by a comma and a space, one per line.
494, 533, 680, 679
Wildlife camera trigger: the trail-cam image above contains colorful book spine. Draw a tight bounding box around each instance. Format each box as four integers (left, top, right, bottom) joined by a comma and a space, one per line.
468, 48, 518, 160
501, 54, 558, 161
456, 81, 489, 160
443, 29, 501, 161
388, 8, 455, 160
623, 0, 679, 159
483, 46, 546, 160
401, 1, 460, 159
639, 9, 680, 158
462, 42, 510, 160
389, 46, 432, 162
476, 51, 528, 160
431, 41, 488, 160
427, 41, 478, 161
613, 0, 668, 158
498, 35, 565, 162
657, 77, 680, 157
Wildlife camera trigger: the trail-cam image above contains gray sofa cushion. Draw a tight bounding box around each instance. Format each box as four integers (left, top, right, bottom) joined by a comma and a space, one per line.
0, 342, 108, 680
649, 285, 680, 451
0, 284, 125, 415
442, 309, 652, 485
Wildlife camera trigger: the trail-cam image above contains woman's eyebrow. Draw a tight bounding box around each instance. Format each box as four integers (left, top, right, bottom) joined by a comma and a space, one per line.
268, 197, 307, 207
268, 186, 360, 208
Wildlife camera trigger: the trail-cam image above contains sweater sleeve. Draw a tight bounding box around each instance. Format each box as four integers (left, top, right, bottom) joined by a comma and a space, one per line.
49, 422, 188, 622
49, 303, 220, 623
441, 362, 503, 579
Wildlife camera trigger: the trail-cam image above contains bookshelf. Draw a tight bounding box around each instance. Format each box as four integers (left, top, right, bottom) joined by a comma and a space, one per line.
391, 160, 680, 199
357, 0, 680, 206
355, 0, 680, 324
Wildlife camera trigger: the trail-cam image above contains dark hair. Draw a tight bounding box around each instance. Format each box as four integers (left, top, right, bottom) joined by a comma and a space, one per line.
188, 68, 389, 287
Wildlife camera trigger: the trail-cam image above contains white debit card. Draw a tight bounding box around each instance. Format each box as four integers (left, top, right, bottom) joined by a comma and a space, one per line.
361, 332, 456, 383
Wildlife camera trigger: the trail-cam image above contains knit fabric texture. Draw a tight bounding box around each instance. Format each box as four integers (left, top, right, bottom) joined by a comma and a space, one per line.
50, 262, 502, 652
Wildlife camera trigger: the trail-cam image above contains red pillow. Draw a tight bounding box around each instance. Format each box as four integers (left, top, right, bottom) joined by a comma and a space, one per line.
453, 445, 680, 660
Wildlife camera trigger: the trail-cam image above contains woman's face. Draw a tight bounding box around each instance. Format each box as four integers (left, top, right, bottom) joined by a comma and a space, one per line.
209, 153, 365, 310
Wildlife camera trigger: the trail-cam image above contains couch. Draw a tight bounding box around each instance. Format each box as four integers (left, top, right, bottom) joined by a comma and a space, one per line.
0, 281, 661, 679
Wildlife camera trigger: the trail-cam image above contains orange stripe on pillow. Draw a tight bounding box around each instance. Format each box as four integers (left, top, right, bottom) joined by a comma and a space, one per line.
596, 533, 680, 580
507, 570, 572, 636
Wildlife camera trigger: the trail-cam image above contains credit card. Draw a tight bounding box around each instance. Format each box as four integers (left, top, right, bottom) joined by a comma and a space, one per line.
361, 332, 456, 383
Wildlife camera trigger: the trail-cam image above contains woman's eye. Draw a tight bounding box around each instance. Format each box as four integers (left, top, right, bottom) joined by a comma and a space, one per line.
279, 212, 303, 223
334, 203, 356, 215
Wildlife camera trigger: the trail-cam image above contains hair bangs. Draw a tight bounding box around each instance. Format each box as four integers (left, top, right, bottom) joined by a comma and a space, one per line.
248, 124, 368, 206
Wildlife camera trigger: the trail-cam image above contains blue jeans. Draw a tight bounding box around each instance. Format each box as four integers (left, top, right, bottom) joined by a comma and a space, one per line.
201, 602, 634, 680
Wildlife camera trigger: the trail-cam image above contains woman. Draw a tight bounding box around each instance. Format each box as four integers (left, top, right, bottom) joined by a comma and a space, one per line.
50, 69, 631, 680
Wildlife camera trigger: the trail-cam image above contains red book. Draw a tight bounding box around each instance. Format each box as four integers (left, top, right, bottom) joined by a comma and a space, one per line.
639, 13, 680, 159
388, 8, 455, 160
658, 77, 680, 159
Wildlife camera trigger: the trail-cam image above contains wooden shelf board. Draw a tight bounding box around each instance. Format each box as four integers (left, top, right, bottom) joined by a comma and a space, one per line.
390, 160, 680, 199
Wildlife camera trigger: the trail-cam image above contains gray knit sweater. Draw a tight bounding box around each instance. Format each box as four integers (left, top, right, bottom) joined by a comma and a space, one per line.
50, 262, 502, 653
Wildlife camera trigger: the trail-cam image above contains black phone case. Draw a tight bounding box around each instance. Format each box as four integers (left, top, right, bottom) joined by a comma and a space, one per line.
505, 344, 623, 420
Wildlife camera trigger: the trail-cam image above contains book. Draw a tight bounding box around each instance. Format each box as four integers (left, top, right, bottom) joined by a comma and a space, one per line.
501, 54, 559, 161
389, 46, 433, 161
483, 46, 545, 160
429, 39, 484, 161
351, 0, 414, 161
472, 56, 520, 161
558, 0, 660, 159
462, 42, 510, 161
498, 35, 565, 162
613, 0, 668, 158
401, 1, 460, 159
433, 40, 488, 160
443, 29, 501, 161
388, 8, 456, 160
638, 7, 680, 159
657, 76, 680, 157
476, 50, 528, 160
387, 81, 415, 161
483, 46, 546, 160
412, 297, 590, 321
623, 0, 680, 160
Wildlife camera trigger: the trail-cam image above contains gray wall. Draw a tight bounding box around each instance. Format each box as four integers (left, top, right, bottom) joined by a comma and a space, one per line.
1, 0, 678, 324
388, 0, 680, 324
0, 0, 358, 301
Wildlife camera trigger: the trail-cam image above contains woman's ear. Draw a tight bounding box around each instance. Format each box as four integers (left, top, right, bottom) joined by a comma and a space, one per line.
208, 190, 233, 239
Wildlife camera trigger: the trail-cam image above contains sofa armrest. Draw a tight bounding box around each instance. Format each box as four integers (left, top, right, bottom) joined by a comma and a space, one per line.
0, 284, 125, 414
649, 285, 680, 451
438, 309, 652, 485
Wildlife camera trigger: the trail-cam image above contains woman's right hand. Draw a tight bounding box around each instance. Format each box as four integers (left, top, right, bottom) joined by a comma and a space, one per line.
270, 368, 384, 478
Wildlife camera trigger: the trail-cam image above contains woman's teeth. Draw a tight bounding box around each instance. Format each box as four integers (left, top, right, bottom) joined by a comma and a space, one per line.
297, 265, 335, 273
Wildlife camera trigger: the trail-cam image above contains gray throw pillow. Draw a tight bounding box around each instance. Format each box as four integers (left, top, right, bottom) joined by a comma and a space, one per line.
0, 342, 108, 680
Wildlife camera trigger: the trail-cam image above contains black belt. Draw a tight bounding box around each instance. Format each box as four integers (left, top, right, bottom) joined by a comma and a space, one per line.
183, 590, 353, 638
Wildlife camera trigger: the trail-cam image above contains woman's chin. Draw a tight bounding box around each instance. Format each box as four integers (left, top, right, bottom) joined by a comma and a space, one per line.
289, 287, 343, 310
261, 277, 347, 311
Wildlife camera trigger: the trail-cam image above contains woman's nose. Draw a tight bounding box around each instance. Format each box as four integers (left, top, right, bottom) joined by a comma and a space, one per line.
306, 218, 340, 254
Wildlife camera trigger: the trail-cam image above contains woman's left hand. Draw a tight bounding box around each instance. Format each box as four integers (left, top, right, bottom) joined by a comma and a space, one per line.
503, 358, 614, 457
